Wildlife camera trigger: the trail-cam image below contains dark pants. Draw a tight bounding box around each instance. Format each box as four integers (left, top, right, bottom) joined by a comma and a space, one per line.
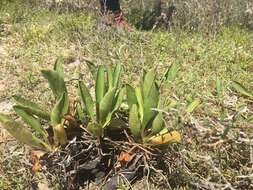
99, 0, 120, 13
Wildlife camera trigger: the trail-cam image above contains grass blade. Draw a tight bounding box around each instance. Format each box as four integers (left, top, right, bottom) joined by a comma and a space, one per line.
186, 99, 201, 113
231, 81, 253, 99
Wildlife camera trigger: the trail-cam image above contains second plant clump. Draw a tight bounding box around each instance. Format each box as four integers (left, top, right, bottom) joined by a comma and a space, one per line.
0, 60, 181, 188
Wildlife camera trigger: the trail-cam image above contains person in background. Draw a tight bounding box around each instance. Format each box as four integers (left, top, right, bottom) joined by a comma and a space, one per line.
99, 0, 133, 32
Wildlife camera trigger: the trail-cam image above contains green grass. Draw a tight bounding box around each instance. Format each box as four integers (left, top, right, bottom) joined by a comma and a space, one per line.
0, 0, 253, 189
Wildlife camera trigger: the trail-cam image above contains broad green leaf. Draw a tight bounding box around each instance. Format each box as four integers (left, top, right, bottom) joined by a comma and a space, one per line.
142, 82, 159, 127
103, 88, 125, 128
148, 131, 181, 145
164, 62, 179, 82
53, 58, 64, 77
85, 59, 97, 80
99, 88, 116, 123
0, 113, 51, 151
78, 81, 95, 120
95, 65, 105, 104
150, 112, 164, 136
41, 70, 67, 100
135, 86, 144, 121
87, 122, 103, 137
103, 112, 113, 128
129, 104, 141, 140
113, 64, 122, 87
186, 99, 201, 113
112, 88, 125, 112
50, 93, 69, 126
231, 81, 253, 99
126, 84, 137, 109
14, 106, 47, 138
143, 70, 156, 98
13, 95, 50, 120
107, 66, 114, 90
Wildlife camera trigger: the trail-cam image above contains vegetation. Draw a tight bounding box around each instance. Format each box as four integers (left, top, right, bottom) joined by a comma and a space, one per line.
0, 0, 253, 190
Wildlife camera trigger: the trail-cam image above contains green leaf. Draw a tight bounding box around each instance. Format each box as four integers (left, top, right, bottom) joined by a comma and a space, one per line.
126, 84, 137, 109
113, 64, 122, 87
150, 112, 164, 136
231, 81, 253, 99
103, 88, 125, 128
14, 106, 47, 138
53, 58, 64, 77
95, 65, 105, 104
129, 104, 141, 141
102, 112, 113, 128
186, 99, 201, 113
78, 81, 95, 120
87, 122, 102, 137
99, 88, 116, 123
85, 59, 97, 80
13, 95, 50, 120
41, 69, 67, 100
142, 82, 159, 128
0, 113, 51, 151
135, 86, 144, 121
107, 66, 114, 90
50, 93, 69, 126
143, 70, 156, 98
112, 88, 125, 112
164, 62, 180, 82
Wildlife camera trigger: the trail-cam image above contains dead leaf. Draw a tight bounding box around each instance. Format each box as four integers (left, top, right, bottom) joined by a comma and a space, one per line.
118, 152, 133, 162
30, 150, 45, 173
149, 131, 181, 145
32, 162, 42, 172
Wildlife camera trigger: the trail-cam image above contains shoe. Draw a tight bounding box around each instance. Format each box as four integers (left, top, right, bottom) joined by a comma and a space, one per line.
113, 10, 134, 32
